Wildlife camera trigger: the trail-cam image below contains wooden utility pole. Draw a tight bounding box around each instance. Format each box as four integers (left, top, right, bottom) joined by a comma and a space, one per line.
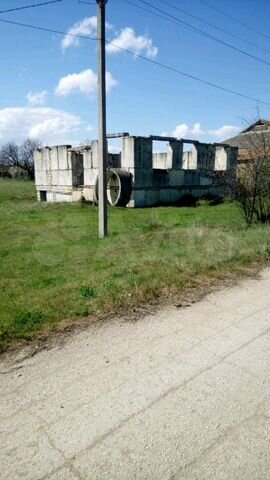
96, 0, 108, 237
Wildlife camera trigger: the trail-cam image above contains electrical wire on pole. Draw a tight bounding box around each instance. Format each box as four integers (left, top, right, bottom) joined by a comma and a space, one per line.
0, 0, 63, 14
96, 0, 108, 238
0, 16, 269, 106
198, 0, 270, 41
150, 0, 270, 55
124, 0, 270, 67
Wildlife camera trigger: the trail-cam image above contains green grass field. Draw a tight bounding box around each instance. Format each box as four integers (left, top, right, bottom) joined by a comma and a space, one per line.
0, 179, 269, 351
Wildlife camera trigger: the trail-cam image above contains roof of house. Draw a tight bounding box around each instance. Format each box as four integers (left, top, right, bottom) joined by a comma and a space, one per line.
223, 119, 270, 150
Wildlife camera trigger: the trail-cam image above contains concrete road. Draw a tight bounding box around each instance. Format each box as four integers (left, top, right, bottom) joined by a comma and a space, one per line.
1, 270, 269, 480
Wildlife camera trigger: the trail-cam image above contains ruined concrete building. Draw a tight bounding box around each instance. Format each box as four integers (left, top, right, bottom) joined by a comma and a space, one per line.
34, 134, 238, 207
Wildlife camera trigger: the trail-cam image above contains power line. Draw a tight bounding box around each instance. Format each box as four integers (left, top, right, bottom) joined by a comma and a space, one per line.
78, 1, 97, 4
198, 0, 270, 41
122, 0, 197, 32
124, 0, 270, 67
0, 0, 63, 14
154, 0, 270, 55
106, 43, 270, 107
0, 16, 269, 106
0, 17, 96, 42
134, 0, 270, 66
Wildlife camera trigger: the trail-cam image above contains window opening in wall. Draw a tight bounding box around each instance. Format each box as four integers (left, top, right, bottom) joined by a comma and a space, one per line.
107, 138, 122, 168
40, 190, 47, 201
182, 143, 197, 170
152, 140, 168, 169
215, 146, 227, 171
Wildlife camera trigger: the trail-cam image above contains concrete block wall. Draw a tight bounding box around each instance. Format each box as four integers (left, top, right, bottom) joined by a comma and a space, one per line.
152, 141, 183, 169
182, 146, 198, 170
215, 146, 228, 170
71, 152, 84, 186
34, 145, 83, 203
122, 136, 154, 207
34, 136, 237, 207
197, 144, 215, 170
168, 141, 184, 169
153, 152, 168, 170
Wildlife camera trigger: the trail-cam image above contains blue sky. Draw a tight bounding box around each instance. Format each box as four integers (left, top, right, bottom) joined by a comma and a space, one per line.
0, 0, 269, 149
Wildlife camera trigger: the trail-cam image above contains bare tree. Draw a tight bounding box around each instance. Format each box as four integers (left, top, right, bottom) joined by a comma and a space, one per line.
0, 142, 19, 165
0, 138, 41, 179
235, 123, 270, 224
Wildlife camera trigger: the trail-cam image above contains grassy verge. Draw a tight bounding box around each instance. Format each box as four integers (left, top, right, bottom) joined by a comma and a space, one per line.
0, 179, 269, 351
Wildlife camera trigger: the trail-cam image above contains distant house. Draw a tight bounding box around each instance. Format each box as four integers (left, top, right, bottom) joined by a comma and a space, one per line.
223, 119, 270, 165
0, 163, 10, 178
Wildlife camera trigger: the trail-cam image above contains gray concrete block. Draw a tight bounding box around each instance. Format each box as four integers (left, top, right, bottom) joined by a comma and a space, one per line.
145, 189, 159, 206
83, 149, 93, 169
168, 169, 185, 186
34, 149, 43, 171
158, 188, 180, 204
46, 191, 54, 202
72, 189, 83, 202
134, 168, 153, 186
200, 174, 213, 186
153, 152, 167, 169
57, 170, 73, 187
53, 192, 73, 202
122, 137, 135, 169
134, 137, 153, 169
58, 146, 70, 170
182, 146, 198, 170
184, 171, 200, 185
83, 186, 95, 202
51, 170, 58, 185
35, 169, 47, 187
133, 189, 146, 207
215, 146, 228, 170
42, 148, 50, 169
50, 147, 59, 170
91, 140, 99, 168
153, 169, 169, 187
169, 140, 183, 169
84, 168, 98, 186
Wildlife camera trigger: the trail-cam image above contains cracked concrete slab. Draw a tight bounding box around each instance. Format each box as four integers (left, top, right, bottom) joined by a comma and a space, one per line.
0, 269, 269, 480
173, 413, 270, 480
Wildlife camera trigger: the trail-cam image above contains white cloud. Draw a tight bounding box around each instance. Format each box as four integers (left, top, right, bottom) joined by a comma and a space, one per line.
162, 123, 205, 139
162, 123, 241, 141
106, 27, 158, 59
0, 107, 82, 145
55, 69, 118, 97
172, 123, 189, 138
61, 16, 97, 49
191, 122, 205, 136
61, 16, 113, 49
105, 72, 118, 92
209, 125, 240, 140
26, 90, 48, 106
61, 18, 157, 59
55, 69, 97, 97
